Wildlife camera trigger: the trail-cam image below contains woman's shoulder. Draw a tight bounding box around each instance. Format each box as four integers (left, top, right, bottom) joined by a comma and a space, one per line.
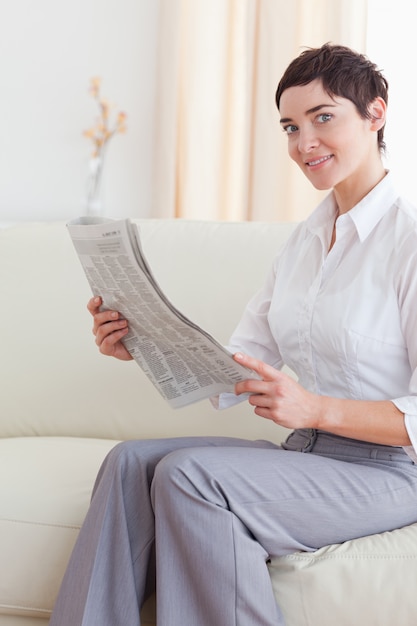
395, 195, 417, 223
390, 196, 417, 245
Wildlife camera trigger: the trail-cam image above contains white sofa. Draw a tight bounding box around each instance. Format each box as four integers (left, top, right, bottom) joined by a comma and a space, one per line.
1, 218, 417, 626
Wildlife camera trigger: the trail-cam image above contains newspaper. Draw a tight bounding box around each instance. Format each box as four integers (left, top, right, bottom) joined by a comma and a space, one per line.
67, 217, 259, 408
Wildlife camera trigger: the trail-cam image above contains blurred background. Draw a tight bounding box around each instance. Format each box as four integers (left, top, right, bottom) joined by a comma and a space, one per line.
0, 0, 411, 223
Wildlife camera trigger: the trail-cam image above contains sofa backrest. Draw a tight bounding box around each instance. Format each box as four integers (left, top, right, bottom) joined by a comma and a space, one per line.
0, 219, 296, 443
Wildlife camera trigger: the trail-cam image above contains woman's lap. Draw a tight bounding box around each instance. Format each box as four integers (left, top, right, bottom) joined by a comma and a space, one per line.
100, 431, 417, 556
50, 432, 417, 626
132, 430, 417, 555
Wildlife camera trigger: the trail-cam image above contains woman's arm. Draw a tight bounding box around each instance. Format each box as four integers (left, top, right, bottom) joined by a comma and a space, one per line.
234, 352, 411, 447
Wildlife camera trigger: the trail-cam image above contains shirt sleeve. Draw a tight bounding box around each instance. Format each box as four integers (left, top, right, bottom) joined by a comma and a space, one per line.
393, 235, 417, 459
211, 256, 285, 411
225, 259, 284, 368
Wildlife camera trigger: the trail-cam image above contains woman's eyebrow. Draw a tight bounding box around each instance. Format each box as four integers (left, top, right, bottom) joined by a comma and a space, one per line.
280, 103, 337, 125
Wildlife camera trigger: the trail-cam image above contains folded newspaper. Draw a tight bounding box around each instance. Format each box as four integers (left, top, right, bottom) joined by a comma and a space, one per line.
67, 217, 259, 409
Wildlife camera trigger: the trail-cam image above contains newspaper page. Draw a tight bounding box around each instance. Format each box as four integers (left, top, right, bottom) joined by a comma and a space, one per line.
67, 217, 259, 408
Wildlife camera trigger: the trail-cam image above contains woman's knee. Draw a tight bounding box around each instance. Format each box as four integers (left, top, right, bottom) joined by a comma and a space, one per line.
154, 447, 192, 479
95, 439, 200, 494
152, 446, 226, 506
152, 448, 199, 495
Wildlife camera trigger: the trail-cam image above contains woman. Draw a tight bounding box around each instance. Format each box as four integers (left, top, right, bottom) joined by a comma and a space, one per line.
50, 44, 417, 625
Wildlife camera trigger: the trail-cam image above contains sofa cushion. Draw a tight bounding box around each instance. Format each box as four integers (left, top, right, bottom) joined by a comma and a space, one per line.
0, 220, 293, 445
0, 437, 118, 619
268, 522, 417, 625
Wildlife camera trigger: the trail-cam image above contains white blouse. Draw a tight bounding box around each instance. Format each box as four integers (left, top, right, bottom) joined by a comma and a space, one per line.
218, 173, 417, 461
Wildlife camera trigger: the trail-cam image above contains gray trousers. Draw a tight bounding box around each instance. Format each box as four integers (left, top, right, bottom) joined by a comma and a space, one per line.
49, 430, 417, 626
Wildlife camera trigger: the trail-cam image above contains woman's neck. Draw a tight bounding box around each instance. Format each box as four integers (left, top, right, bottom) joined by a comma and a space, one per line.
333, 163, 386, 215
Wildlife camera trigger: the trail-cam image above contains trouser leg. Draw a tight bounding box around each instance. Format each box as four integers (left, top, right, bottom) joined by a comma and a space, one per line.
49, 436, 276, 626
151, 444, 417, 626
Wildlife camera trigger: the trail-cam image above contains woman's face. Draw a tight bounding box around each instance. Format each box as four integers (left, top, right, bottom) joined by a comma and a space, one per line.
279, 79, 382, 197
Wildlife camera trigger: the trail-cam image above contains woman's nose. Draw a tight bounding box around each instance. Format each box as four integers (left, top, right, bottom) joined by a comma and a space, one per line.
297, 128, 319, 153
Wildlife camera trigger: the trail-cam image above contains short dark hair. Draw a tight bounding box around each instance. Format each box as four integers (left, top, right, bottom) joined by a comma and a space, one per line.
275, 43, 389, 152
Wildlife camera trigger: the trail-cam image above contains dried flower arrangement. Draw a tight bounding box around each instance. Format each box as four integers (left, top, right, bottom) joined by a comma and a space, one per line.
83, 77, 127, 214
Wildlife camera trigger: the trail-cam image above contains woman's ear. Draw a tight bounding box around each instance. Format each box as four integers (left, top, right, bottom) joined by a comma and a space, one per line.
369, 97, 387, 131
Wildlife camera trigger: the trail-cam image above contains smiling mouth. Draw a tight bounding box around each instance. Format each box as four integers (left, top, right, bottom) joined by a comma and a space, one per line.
306, 155, 333, 167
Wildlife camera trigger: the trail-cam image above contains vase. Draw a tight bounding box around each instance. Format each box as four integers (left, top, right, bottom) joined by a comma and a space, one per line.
84, 156, 104, 216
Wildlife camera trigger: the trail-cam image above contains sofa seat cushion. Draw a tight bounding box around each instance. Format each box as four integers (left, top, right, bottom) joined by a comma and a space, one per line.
268, 521, 417, 626
0, 437, 118, 619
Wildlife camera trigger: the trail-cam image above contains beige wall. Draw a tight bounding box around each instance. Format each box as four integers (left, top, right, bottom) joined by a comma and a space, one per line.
0, 0, 160, 223
3, 0, 415, 225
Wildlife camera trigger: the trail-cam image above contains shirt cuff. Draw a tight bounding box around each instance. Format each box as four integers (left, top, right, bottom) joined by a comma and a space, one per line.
392, 396, 417, 462
210, 391, 251, 411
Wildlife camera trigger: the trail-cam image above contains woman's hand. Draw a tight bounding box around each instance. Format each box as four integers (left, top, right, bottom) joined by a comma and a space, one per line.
234, 352, 320, 429
233, 352, 411, 445
87, 296, 133, 361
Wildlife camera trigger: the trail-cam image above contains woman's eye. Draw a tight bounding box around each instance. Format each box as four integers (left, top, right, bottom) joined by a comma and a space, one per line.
283, 124, 298, 135
317, 113, 332, 124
